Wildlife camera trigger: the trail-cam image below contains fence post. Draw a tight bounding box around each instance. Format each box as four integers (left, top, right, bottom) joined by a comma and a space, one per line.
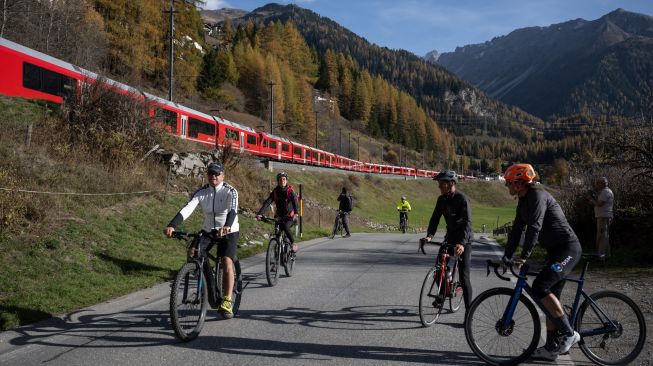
299, 184, 303, 238
164, 163, 172, 202
25, 124, 33, 149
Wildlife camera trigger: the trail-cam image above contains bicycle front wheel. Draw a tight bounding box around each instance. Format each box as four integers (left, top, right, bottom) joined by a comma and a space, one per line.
330, 216, 339, 239
465, 287, 540, 366
232, 260, 243, 315
576, 290, 647, 366
419, 266, 444, 327
283, 243, 296, 277
449, 267, 464, 313
169, 262, 208, 341
265, 239, 280, 286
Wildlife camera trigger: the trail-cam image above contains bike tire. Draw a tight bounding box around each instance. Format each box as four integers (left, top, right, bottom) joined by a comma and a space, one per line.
465, 287, 540, 366
449, 265, 464, 313
418, 266, 444, 327
265, 238, 280, 286
216, 259, 243, 317
232, 260, 243, 315
330, 216, 339, 239
169, 262, 208, 342
576, 290, 647, 366
283, 246, 295, 277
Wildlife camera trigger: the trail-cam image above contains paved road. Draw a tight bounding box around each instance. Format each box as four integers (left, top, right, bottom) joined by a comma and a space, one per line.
0, 233, 590, 365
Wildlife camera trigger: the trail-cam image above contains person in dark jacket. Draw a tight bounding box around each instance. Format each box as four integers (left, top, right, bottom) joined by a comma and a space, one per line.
502, 163, 582, 361
337, 187, 353, 237
421, 170, 474, 316
256, 172, 300, 252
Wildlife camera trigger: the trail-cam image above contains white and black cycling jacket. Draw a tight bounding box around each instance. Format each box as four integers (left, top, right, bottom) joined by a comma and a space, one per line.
168, 182, 239, 232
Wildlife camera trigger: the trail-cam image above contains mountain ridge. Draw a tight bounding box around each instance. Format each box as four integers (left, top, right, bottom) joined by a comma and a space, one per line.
437, 8, 653, 119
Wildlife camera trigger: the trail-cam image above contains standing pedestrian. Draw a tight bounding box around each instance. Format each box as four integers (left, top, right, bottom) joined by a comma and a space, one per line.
586, 177, 614, 257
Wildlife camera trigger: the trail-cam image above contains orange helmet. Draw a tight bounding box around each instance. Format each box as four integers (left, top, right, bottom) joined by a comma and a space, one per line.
504, 163, 537, 183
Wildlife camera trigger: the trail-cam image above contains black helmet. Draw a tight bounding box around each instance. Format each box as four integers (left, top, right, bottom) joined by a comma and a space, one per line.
433, 170, 457, 183
207, 162, 224, 175
276, 171, 288, 180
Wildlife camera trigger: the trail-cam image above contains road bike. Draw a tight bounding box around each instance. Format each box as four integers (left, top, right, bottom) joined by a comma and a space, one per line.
399, 210, 409, 233
465, 255, 646, 366
418, 239, 464, 326
330, 210, 348, 239
169, 230, 243, 341
261, 217, 296, 286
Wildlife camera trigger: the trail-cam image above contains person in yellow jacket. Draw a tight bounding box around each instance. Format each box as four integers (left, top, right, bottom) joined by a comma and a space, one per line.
397, 196, 412, 231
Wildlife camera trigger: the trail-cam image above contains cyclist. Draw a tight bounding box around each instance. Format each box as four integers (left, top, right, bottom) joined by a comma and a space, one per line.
421, 170, 473, 317
502, 163, 582, 360
256, 172, 300, 252
396, 196, 412, 229
163, 162, 239, 318
337, 187, 353, 238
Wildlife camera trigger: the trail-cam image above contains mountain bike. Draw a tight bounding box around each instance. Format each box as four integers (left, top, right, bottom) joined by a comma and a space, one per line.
169, 230, 243, 341
465, 255, 646, 366
418, 239, 464, 326
330, 210, 348, 239
399, 210, 409, 233
261, 217, 296, 286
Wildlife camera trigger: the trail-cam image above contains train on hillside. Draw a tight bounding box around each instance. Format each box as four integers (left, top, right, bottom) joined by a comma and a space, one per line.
0, 37, 446, 178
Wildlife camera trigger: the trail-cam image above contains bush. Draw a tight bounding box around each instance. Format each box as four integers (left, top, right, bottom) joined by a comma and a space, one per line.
59, 77, 167, 169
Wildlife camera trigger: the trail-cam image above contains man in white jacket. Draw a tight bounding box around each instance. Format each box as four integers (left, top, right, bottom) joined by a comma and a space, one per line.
587, 176, 614, 257
164, 162, 239, 317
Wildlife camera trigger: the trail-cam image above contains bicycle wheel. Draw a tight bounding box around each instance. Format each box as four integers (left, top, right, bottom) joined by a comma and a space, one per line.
576, 290, 646, 366
419, 266, 444, 327
232, 260, 243, 315
265, 238, 280, 286
216, 259, 242, 317
465, 287, 540, 366
330, 216, 339, 239
169, 262, 208, 341
283, 245, 295, 277
449, 265, 464, 313
401, 217, 407, 233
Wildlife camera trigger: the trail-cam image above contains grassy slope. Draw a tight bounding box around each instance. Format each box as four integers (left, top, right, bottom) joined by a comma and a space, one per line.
0, 98, 517, 330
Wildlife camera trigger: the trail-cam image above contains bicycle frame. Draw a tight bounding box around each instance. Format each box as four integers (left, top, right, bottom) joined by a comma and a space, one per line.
498, 260, 621, 338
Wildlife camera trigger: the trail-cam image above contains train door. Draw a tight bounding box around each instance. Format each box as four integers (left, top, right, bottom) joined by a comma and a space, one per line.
180, 115, 188, 138
239, 132, 245, 153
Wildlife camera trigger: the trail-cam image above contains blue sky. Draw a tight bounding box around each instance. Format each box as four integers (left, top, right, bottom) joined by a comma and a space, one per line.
202, 1, 653, 56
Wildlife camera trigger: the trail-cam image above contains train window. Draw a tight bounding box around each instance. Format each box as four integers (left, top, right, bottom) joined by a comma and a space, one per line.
246, 134, 257, 145
313, 152, 318, 159
154, 107, 177, 129
262, 140, 267, 148
293, 147, 301, 155
225, 128, 238, 141
282, 144, 290, 152
269, 141, 277, 149
23, 62, 74, 98
188, 117, 215, 138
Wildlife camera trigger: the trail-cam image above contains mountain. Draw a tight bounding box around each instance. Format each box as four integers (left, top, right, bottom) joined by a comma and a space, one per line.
199, 8, 247, 24
210, 3, 543, 140
437, 8, 653, 119
423, 50, 440, 63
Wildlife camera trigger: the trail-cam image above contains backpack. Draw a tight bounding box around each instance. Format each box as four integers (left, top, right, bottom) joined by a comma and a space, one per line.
273, 185, 295, 217
341, 193, 353, 212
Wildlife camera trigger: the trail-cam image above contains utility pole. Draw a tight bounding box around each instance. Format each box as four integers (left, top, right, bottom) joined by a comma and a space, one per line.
163, 0, 178, 101
348, 132, 351, 158
315, 110, 318, 148
339, 128, 342, 154
268, 80, 275, 134
356, 136, 360, 161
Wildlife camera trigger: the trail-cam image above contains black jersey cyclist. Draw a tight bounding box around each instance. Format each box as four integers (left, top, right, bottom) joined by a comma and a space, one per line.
502, 163, 582, 361
256, 172, 300, 252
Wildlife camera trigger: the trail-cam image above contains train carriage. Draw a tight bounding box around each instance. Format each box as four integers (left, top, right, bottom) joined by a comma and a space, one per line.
1, 36, 440, 179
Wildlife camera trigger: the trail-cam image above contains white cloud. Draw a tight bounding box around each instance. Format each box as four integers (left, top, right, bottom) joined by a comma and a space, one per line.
201, 0, 231, 10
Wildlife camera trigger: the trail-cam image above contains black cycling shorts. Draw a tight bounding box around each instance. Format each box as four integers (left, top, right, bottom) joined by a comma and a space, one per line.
531, 240, 582, 299
199, 231, 239, 261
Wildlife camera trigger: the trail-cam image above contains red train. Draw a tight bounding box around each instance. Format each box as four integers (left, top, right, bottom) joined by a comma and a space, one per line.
0, 37, 440, 178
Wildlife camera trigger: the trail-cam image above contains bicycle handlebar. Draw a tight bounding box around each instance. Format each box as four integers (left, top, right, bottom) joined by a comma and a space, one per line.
418, 239, 449, 255
485, 258, 530, 281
